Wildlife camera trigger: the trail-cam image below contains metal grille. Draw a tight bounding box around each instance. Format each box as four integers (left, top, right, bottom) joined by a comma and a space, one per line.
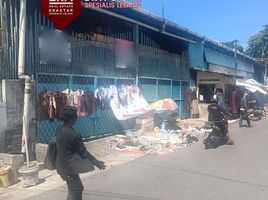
36, 73, 135, 143
139, 77, 189, 118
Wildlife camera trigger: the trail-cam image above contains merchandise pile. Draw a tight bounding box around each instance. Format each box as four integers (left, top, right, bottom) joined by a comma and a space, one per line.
106, 118, 205, 156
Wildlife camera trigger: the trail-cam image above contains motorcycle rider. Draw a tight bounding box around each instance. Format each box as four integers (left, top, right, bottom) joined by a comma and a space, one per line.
207, 95, 234, 145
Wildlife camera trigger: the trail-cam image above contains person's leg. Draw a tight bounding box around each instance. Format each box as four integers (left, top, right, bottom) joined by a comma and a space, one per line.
225, 132, 234, 145
60, 174, 84, 200
219, 123, 233, 145
239, 112, 243, 127
239, 111, 244, 127
246, 113, 251, 127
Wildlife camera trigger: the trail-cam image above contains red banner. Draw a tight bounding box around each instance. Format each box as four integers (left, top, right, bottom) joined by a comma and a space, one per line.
41, 0, 81, 30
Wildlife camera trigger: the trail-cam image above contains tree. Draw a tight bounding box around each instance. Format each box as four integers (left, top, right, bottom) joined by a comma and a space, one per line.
246, 25, 268, 58
223, 40, 244, 52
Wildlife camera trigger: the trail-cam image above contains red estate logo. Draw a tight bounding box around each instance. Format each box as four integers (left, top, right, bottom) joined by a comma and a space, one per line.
41, 0, 81, 30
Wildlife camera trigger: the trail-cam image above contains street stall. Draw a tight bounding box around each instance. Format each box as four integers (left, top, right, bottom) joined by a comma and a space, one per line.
196, 71, 236, 119
107, 97, 204, 156
236, 79, 268, 120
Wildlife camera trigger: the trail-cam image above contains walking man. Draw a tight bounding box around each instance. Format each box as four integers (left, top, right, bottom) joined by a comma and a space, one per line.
239, 91, 251, 128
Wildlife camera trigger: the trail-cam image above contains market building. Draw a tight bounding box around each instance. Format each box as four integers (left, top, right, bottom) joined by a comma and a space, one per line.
0, 0, 265, 156
188, 41, 265, 118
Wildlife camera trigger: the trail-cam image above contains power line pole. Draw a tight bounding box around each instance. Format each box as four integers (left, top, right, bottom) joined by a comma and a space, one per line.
234, 39, 238, 76
264, 55, 268, 85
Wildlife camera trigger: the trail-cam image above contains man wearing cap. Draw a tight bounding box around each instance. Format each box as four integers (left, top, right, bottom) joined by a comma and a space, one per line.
55, 106, 106, 200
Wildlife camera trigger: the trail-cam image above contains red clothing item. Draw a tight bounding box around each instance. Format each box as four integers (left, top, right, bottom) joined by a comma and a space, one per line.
78, 92, 96, 117
54, 92, 68, 120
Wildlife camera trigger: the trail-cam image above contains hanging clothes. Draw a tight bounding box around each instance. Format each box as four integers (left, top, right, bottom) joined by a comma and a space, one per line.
48, 92, 57, 120
62, 89, 75, 106
37, 90, 50, 120
118, 85, 129, 108
128, 85, 141, 105
54, 92, 68, 120
78, 91, 96, 117
191, 100, 199, 118
184, 88, 191, 116
95, 87, 109, 109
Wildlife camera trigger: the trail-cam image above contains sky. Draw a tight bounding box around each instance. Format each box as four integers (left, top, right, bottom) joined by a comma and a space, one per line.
141, 0, 268, 49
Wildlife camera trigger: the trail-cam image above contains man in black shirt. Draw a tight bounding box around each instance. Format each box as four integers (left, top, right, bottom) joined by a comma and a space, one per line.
239, 91, 251, 127
208, 96, 234, 145
56, 106, 106, 200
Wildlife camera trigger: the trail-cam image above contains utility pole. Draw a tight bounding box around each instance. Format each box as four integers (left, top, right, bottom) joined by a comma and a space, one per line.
234, 40, 238, 76
264, 54, 268, 85
162, 0, 165, 19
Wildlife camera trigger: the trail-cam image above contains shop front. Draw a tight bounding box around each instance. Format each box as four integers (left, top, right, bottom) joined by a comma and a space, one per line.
189, 43, 256, 119
197, 71, 236, 119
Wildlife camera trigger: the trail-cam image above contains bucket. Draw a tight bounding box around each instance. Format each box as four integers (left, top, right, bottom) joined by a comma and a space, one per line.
18, 164, 39, 188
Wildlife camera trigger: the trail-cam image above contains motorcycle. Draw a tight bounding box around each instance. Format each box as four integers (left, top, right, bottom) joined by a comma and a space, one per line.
247, 108, 262, 121
203, 120, 227, 149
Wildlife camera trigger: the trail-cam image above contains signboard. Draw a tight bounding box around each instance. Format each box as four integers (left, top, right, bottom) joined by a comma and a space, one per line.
209, 64, 248, 78
41, 0, 81, 30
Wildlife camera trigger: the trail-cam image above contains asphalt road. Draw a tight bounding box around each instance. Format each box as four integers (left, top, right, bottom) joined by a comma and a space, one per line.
26, 118, 268, 200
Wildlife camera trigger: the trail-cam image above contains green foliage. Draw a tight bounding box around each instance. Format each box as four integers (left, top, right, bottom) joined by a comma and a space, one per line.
246, 25, 268, 58
223, 41, 244, 52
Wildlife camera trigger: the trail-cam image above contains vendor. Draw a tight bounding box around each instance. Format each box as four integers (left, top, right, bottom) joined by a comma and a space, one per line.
166, 112, 181, 130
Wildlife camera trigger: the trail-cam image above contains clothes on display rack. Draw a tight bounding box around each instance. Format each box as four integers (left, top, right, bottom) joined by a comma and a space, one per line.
38, 89, 96, 120
38, 84, 150, 121
95, 87, 112, 109
78, 92, 96, 117
184, 88, 191, 116
37, 90, 57, 121
109, 85, 152, 120
54, 92, 68, 119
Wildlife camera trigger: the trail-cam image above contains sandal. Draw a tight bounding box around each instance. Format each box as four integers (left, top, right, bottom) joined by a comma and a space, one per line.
226, 140, 234, 145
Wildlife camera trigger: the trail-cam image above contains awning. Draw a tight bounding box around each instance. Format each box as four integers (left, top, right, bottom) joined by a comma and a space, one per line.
236, 79, 267, 94
237, 60, 254, 73
189, 43, 207, 71
205, 48, 235, 68
205, 48, 255, 76
244, 79, 262, 86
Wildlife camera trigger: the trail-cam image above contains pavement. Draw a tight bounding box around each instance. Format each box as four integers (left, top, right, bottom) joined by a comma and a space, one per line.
0, 119, 247, 200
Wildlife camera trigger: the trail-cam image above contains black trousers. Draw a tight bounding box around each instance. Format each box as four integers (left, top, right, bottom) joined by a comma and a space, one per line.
60, 174, 84, 200
239, 111, 250, 127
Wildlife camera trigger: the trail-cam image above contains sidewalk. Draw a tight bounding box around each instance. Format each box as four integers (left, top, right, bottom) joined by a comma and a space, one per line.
0, 118, 238, 200
0, 136, 146, 200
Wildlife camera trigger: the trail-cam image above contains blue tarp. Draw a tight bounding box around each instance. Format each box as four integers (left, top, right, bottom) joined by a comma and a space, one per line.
205, 48, 235, 68
189, 43, 208, 71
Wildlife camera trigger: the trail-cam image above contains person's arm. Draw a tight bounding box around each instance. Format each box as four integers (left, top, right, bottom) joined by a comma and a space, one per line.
73, 134, 106, 170
217, 104, 227, 115
243, 98, 248, 109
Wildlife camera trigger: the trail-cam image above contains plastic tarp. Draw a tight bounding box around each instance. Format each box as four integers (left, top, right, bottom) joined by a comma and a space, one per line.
205, 48, 235, 68
237, 60, 254, 73
189, 43, 208, 70
244, 79, 262, 86
205, 48, 254, 73
236, 79, 267, 94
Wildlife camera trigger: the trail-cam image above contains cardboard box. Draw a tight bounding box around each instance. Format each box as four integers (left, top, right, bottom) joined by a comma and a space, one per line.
136, 118, 154, 133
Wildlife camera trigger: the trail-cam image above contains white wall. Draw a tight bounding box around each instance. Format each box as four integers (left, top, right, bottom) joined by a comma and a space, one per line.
1, 79, 36, 154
